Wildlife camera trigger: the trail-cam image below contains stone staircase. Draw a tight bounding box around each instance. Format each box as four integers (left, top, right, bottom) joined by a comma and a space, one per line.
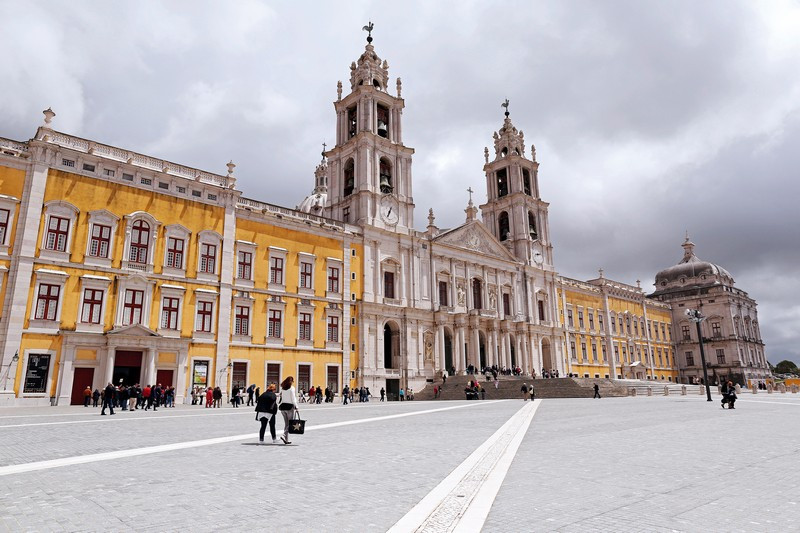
413, 375, 628, 401
613, 379, 705, 397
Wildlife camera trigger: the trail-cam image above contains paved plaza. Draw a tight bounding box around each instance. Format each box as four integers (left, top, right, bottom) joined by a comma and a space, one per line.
1, 392, 798, 532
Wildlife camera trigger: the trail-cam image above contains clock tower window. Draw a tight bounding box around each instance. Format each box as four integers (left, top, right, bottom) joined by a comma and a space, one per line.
343, 159, 355, 197
496, 168, 508, 197
347, 106, 357, 139
523, 169, 532, 196
379, 158, 393, 194
528, 211, 537, 239
498, 211, 510, 242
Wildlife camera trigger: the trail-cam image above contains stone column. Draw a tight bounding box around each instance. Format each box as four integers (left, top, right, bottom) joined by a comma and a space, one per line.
176, 348, 189, 404
436, 323, 445, 372
56, 345, 76, 406
520, 331, 530, 375
456, 324, 467, 373
505, 332, 513, 369
104, 348, 116, 386
144, 348, 156, 386
472, 327, 480, 370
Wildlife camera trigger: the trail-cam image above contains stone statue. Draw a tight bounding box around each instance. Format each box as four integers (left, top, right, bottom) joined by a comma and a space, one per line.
457, 282, 466, 307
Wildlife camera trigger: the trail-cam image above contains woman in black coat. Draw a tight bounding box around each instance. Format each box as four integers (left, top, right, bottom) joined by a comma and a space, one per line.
255, 384, 278, 444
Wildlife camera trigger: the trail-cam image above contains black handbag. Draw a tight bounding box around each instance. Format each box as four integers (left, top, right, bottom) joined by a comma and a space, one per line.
287, 410, 305, 435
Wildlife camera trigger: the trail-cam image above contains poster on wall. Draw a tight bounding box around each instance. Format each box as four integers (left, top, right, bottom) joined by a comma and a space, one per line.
192, 361, 208, 388
23, 354, 51, 393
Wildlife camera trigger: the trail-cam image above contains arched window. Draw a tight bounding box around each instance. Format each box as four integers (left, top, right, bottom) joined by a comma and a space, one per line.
343, 159, 355, 197
523, 169, 532, 196
347, 106, 357, 138
498, 211, 510, 241
129, 220, 150, 264
472, 278, 483, 310
379, 158, 393, 193
496, 168, 508, 197
376, 104, 389, 138
528, 211, 537, 239
500, 147, 508, 158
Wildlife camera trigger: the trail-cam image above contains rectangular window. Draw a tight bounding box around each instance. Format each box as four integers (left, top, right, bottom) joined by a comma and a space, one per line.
567, 309, 574, 328
268, 309, 282, 338
200, 243, 217, 274
62, 159, 75, 167
166, 237, 184, 269
685, 351, 694, 366
537, 300, 545, 321
438, 281, 448, 306
237, 251, 252, 280
122, 289, 144, 325
234, 305, 250, 336
716, 349, 726, 364
231, 362, 247, 390
327, 316, 339, 342
578, 310, 584, 329
653, 322, 660, 340
661, 324, 667, 339
327, 366, 339, 393
270, 256, 284, 285
298, 364, 311, 392
299, 312, 311, 341
300, 262, 313, 289
611, 317, 617, 334
614, 345, 619, 361
45, 216, 69, 252
327, 266, 340, 292
267, 363, 281, 388
80, 288, 104, 324
161, 297, 180, 330
122, 172, 134, 181
592, 344, 598, 362
141, 177, 152, 185
196, 301, 213, 332
682, 325, 691, 341
89, 224, 111, 258
598, 314, 604, 331
601, 345, 607, 362
581, 342, 588, 362
634, 321, 639, 336
503, 293, 511, 316
619, 317, 624, 334
384, 271, 395, 299
570, 341, 577, 359
82, 163, 95, 172
159, 182, 169, 190
35, 284, 60, 320
588, 312, 595, 330
104, 169, 116, 177
712, 322, 722, 339
342, 206, 350, 223
0, 208, 9, 244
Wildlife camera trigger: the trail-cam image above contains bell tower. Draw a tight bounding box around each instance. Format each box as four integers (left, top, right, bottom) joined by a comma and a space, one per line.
479, 101, 553, 267
324, 24, 415, 232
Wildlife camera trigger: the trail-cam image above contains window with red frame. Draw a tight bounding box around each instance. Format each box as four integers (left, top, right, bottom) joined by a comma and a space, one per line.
327, 316, 339, 342
237, 251, 252, 280
200, 243, 216, 274
45, 216, 69, 252
196, 301, 213, 332
89, 224, 111, 258
166, 237, 184, 269
35, 284, 60, 320
122, 289, 144, 325
298, 312, 311, 340
299, 262, 313, 289
270, 256, 284, 284
80, 288, 103, 324
129, 220, 150, 263
268, 309, 282, 338
234, 305, 250, 336
161, 296, 180, 329
327, 266, 339, 292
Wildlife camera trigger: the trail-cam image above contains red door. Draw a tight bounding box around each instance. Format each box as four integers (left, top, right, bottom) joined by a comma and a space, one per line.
71, 368, 95, 405
156, 369, 174, 388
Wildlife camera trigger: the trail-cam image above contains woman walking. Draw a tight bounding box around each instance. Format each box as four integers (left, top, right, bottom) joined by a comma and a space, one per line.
278, 376, 299, 445
255, 384, 278, 444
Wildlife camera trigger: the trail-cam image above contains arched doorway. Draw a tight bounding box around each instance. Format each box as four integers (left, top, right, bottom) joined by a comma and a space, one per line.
444, 328, 453, 374
541, 337, 555, 373
383, 322, 400, 369
478, 331, 487, 369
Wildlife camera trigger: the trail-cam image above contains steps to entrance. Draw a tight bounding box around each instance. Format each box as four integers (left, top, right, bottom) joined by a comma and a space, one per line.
414, 376, 627, 401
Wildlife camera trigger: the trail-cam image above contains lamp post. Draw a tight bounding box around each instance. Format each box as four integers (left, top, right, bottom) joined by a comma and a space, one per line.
2, 351, 20, 391
686, 309, 712, 401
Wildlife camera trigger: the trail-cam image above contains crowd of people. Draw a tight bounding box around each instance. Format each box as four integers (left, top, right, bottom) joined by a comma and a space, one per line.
83, 382, 178, 415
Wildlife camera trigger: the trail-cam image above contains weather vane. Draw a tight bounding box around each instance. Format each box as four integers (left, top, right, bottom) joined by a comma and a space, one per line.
501, 99, 510, 117
363, 21, 374, 43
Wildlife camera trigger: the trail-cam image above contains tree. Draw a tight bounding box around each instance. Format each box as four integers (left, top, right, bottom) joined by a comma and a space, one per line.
775, 360, 799, 375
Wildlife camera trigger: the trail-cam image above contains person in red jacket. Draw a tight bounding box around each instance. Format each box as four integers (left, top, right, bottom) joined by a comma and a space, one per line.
142, 385, 152, 410
205, 387, 213, 408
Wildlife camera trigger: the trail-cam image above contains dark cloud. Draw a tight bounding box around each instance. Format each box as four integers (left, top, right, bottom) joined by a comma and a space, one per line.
2, 0, 798, 364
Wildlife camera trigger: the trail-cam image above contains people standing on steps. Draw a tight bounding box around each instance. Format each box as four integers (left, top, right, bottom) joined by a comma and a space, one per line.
278, 376, 299, 445
255, 383, 278, 444
593, 383, 601, 399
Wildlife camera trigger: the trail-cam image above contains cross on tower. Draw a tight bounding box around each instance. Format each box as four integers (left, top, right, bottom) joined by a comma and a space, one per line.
467, 186, 474, 203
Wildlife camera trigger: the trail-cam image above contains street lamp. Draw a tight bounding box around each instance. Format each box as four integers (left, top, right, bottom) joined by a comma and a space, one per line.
685, 309, 712, 402
2, 351, 19, 391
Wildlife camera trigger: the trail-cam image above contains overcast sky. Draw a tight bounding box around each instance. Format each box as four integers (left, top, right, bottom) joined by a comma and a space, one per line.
2, 0, 798, 365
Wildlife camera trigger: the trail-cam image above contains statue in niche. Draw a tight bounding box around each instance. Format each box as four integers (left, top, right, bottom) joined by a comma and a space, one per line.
489, 288, 497, 309
424, 331, 434, 362
456, 282, 466, 307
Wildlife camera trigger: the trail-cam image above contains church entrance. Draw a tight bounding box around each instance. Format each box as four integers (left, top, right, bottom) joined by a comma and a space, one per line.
385, 378, 399, 402
479, 332, 487, 369
444, 329, 453, 374
541, 338, 554, 373
113, 350, 142, 387
383, 322, 400, 369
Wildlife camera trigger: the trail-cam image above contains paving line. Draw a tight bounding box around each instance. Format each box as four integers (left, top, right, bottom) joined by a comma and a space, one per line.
736, 399, 800, 406
0, 401, 502, 476
388, 400, 540, 533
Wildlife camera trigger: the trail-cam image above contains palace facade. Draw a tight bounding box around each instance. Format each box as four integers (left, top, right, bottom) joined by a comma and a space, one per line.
0, 32, 767, 404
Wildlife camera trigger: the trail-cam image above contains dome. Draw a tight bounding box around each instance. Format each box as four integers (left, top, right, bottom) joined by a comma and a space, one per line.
654, 237, 734, 290
297, 191, 327, 214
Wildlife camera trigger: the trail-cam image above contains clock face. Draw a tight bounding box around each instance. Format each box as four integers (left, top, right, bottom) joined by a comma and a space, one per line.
380, 196, 399, 225
533, 250, 544, 264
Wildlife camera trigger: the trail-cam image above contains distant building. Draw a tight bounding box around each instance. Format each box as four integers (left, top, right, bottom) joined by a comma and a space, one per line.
649, 237, 770, 386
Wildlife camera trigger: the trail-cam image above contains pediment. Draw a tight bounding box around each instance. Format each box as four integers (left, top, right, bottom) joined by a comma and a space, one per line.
434, 221, 517, 261
106, 324, 160, 337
